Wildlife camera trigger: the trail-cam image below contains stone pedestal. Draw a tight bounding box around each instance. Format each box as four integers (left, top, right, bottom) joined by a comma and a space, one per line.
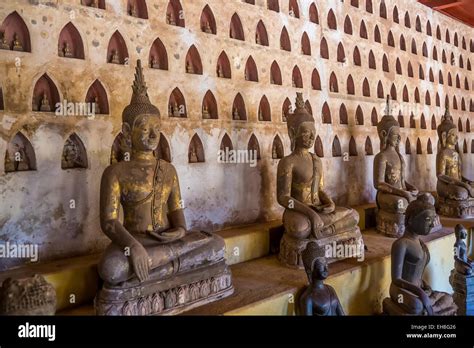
278, 226, 363, 268
436, 197, 474, 219
95, 260, 233, 316
376, 209, 442, 238
449, 270, 474, 315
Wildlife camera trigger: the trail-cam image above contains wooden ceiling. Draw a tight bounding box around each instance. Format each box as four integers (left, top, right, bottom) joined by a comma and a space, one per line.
418, 0, 474, 27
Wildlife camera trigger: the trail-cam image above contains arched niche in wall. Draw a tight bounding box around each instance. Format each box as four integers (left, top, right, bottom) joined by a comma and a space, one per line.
416, 138, 423, 155
57, 22, 85, 59
362, 78, 370, 97
185, 45, 203, 75
289, 0, 300, 18
128, 0, 148, 19
405, 138, 412, 155
379, 1, 387, 18
301, 32, 311, 55
322, 102, 331, 124
390, 84, 397, 100
309, 3, 319, 24
349, 136, 358, 156
387, 31, 395, 47
466, 119, 471, 133
311, 69, 321, 90
0, 11, 31, 52
107, 30, 128, 65
393, 6, 399, 23
377, 81, 384, 99
248, 134, 261, 160
168, 87, 187, 118
149, 37, 168, 70
314, 135, 324, 157
337, 43, 345, 63
320, 37, 329, 59
463, 140, 468, 154
270, 61, 282, 85
4, 132, 36, 172
365, 136, 373, 155
85, 79, 109, 114
217, 51, 231, 78
282, 97, 291, 122
327, 9, 337, 30
200, 5, 216, 34
232, 93, 247, 120
188, 134, 205, 163
344, 15, 352, 35
230, 13, 245, 41
355, 105, 364, 125
110, 132, 130, 164
359, 20, 368, 39
32, 73, 60, 112
420, 113, 427, 129
292, 66, 303, 88
280, 26, 291, 51
267, 0, 279, 12
258, 95, 271, 121
332, 136, 342, 157
398, 112, 404, 128
202, 90, 218, 119
81, 0, 106, 9
154, 134, 171, 162
271, 135, 284, 159
368, 50, 376, 69
410, 114, 416, 128
382, 55, 389, 72
61, 133, 88, 169
220, 133, 233, 152
431, 115, 437, 130
166, 0, 185, 27
244, 56, 258, 82
427, 138, 433, 154
366, 0, 373, 13
353, 46, 361, 65
305, 100, 313, 116
339, 104, 348, 125
256, 20, 269, 46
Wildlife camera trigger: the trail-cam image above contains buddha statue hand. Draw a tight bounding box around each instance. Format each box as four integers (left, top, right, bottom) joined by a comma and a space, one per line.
148, 227, 186, 243
130, 243, 152, 282
310, 211, 325, 233
313, 203, 335, 214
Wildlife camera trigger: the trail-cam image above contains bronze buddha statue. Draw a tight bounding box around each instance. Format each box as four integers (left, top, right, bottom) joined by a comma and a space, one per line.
383, 194, 457, 315
95, 60, 233, 315
298, 242, 345, 316
277, 93, 363, 268
436, 106, 474, 218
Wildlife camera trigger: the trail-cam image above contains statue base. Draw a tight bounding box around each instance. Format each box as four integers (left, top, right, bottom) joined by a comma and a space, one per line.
376, 209, 442, 238
95, 260, 233, 316
449, 270, 474, 315
376, 209, 405, 238
382, 297, 423, 315
436, 197, 474, 219
278, 227, 363, 268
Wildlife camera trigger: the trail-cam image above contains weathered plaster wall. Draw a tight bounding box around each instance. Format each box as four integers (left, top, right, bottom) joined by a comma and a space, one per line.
0, 0, 472, 270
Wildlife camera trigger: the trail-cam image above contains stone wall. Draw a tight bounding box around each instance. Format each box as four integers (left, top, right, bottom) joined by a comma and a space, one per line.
0, 0, 472, 270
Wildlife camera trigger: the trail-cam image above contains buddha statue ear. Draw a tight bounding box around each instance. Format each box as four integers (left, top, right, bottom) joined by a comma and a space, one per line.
441, 132, 447, 147
380, 130, 387, 148
122, 122, 132, 138
288, 127, 296, 152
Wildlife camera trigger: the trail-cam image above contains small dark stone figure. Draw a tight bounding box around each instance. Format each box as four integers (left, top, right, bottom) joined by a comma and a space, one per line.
298, 242, 345, 316
454, 224, 473, 276
383, 193, 457, 315
0, 275, 56, 315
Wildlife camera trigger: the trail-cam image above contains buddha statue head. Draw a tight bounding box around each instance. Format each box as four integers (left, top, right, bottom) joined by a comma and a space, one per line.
122, 59, 161, 153
377, 96, 401, 150
302, 242, 328, 283
455, 224, 468, 243
405, 193, 437, 236
287, 93, 315, 151
437, 105, 457, 149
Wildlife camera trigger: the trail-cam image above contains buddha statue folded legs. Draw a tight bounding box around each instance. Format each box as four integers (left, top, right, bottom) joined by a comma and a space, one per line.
95, 60, 233, 316
277, 93, 363, 269
382, 194, 457, 316
435, 107, 474, 218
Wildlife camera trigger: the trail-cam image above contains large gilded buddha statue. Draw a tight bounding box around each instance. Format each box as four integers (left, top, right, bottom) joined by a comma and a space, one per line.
276, 93, 363, 268
436, 106, 474, 218
95, 60, 233, 315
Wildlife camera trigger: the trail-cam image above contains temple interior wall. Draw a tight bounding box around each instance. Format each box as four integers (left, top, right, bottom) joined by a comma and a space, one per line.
0, 0, 472, 270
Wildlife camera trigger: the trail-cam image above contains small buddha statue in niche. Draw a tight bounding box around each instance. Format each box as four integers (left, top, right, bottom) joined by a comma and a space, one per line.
58, 43, 64, 57
151, 55, 160, 69
256, 31, 261, 45
64, 42, 73, 58
453, 224, 473, 276
202, 105, 210, 119
383, 194, 457, 315
272, 146, 278, 159
258, 109, 263, 121
277, 92, 363, 268
186, 61, 194, 74
129, 4, 138, 17
374, 96, 419, 238
62, 138, 84, 169
172, 101, 180, 118
94, 96, 101, 114
0, 32, 10, 50
436, 106, 474, 218
95, 60, 233, 315
189, 147, 198, 163
111, 50, 120, 64
167, 13, 176, 25
298, 242, 345, 316
12, 33, 23, 51
90, 0, 98, 8
233, 107, 240, 120
203, 20, 212, 34
217, 64, 224, 78
40, 93, 51, 112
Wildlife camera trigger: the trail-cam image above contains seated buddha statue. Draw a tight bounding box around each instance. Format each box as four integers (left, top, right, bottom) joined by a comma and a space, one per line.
453, 224, 473, 276
436, 106, 474, 218
298, 242, 345, 316
374, 97, 419, 238
95, 60, 233, 316
277, 93, 363, 268
383, 194, 457, 315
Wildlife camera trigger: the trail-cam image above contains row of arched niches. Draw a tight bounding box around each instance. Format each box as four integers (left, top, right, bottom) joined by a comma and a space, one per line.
5, 129, 474, 172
